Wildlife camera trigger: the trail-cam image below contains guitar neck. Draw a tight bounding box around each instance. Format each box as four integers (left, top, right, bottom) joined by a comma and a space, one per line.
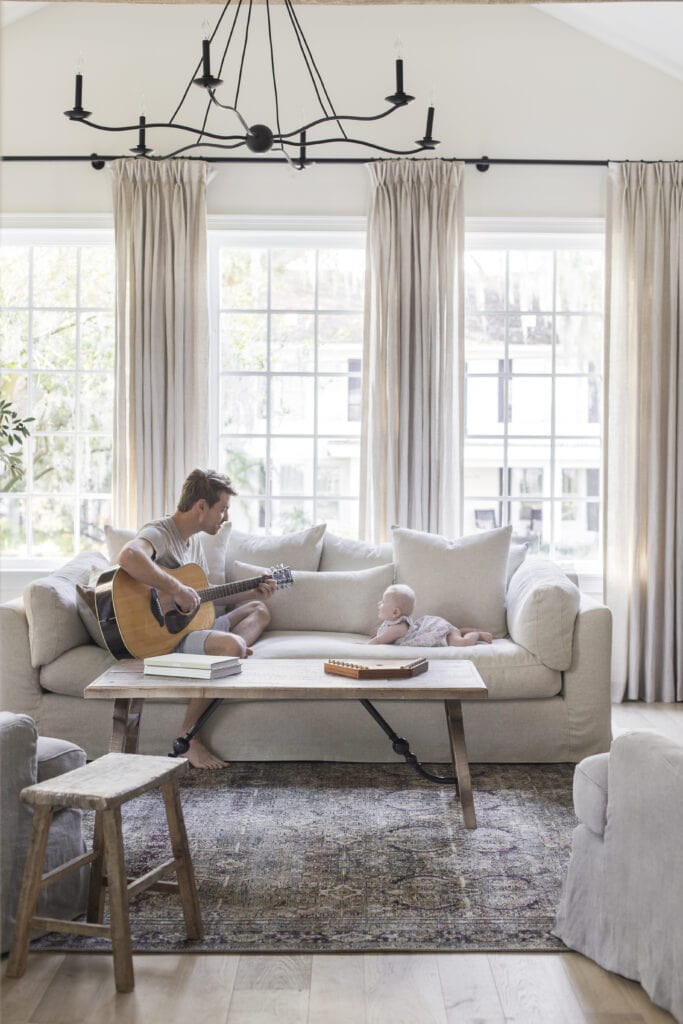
196, 576, 266, 604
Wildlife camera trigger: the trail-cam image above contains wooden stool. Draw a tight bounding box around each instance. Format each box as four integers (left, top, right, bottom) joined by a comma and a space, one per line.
5, 752, 203, 993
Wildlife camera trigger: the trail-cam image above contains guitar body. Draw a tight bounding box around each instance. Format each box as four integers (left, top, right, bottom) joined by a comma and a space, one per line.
98, 564, 216, 660
93, 561, 293, 661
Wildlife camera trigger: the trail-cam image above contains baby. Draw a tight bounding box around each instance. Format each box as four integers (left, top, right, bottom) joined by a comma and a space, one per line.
367, 584, 493, 647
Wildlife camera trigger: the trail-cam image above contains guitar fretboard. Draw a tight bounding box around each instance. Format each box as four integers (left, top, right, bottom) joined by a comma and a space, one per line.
196, 576, 267, 604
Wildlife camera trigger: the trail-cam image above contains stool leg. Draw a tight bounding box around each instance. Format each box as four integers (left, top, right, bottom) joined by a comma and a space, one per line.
101, 807, 134, 993
6, 805, 53, 979
161, 779, 204, 940
86, 810, 106, 923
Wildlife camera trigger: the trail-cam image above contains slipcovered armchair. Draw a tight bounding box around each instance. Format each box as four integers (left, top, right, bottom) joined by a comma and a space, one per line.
554, 731, 683, 1023
0, 712, 89, 954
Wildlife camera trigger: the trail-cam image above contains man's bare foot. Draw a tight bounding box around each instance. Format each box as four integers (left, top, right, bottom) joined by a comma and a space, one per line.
186, 737, 228, 770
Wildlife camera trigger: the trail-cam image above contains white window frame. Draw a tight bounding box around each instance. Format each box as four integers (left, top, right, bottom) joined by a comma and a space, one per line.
206, 216, 366, 533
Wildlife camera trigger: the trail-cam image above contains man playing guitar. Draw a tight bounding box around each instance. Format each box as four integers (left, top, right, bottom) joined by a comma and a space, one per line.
117, 468, 276, 769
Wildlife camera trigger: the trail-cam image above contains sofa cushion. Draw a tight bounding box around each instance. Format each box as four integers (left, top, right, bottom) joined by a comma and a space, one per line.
506, 557, 581, 671
39, 644, 115, 699
105, 522, 231, 585
233, 561, 394, 635
319, 532, 393, 572
507, 542, 528, 586
573, 752, 609, 836
226, 524, 326, 579
23, 553, 110, 669
391, 524, 512, 638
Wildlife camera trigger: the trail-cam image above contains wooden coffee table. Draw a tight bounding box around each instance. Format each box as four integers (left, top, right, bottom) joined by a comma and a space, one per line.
85, 658, 488, 828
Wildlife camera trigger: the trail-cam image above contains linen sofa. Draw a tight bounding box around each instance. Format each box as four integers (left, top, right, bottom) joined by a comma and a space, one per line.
0, 522, 612, 764
0, 712, 88, 954
554, 732, 683, 1023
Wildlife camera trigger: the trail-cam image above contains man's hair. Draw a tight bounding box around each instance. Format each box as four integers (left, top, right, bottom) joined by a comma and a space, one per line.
177, 469, 237, 512
384, 584, 416, 616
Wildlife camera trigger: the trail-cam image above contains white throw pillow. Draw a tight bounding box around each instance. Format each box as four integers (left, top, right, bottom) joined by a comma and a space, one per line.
507, 542, 529, 587
225, 523, 326, 579
232, 560, 395, 634
24, 552, 110, 667
104, 524, 134, 562
506, 557, 580, 670
319, 532, 393, 572
391, 524, 513, 638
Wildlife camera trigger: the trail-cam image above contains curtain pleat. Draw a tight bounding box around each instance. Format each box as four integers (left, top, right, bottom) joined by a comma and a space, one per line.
605, 161, 683, 702
360, 159, 465, 541
110, 159, 209, 528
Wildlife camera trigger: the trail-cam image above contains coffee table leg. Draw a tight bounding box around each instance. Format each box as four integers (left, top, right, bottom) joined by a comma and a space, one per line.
445, 700, 478, 829
111, 698, 144, 753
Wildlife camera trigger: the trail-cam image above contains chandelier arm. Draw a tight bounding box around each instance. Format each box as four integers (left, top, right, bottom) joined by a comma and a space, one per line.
277, 103, 403, 141
168, 0, 236, 125
70, 118, 247, 143
162, 140, 249, 158
208, 95, 250, 133
277, 135, 430, 156
281, 0, 338, 131
234, 0, 254, 111
265, 0, 283, 140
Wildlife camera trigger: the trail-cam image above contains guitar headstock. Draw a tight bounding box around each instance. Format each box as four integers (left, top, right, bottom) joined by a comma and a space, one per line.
269, 564, 294, 589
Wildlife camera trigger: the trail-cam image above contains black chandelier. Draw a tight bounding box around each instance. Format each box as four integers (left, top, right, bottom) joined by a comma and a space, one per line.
64, 0, 439, 169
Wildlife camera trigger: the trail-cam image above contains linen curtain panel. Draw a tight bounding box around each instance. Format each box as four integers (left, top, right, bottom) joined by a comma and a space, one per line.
605, 161, 683, 702
360, 159, 464, 541
110, 159, 210, 529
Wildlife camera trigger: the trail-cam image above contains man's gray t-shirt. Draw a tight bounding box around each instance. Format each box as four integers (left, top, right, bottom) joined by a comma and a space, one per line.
136, 516, 209, 576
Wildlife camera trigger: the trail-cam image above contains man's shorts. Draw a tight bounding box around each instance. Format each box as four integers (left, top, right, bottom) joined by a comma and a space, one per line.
175, 611, 233, 655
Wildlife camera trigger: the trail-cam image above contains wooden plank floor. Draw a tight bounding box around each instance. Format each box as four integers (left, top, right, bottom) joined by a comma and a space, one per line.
2, 702, 681, 1024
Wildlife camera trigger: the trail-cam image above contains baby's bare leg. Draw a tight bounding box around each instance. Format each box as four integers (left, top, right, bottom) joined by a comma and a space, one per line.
447, 628, 478, 647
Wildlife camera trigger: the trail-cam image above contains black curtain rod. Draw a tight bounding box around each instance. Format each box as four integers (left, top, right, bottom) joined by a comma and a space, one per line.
1, 154, 615, 170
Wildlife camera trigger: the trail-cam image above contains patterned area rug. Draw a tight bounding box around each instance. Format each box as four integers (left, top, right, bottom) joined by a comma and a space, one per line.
33, 761, 575, 953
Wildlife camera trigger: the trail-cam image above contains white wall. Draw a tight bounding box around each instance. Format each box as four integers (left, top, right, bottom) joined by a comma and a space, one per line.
2, 2, 682, 219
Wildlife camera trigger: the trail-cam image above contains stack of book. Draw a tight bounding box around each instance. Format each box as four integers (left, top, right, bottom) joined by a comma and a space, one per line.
143, 653, 242, 679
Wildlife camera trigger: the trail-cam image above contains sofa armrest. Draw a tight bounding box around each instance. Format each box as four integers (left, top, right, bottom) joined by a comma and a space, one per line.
563, 593, 613, 756
0, 599, 42, 715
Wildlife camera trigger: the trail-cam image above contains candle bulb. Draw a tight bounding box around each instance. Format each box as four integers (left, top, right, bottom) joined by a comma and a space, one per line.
395, 58, 403, 94
202, 39, 211, 78
139, 115, 146, 147
425, 106, 434, 138
75, 73, 83, 108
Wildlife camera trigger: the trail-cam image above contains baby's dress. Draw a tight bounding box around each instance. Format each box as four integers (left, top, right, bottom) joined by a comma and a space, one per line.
395, 614, 453, 647
377, 615, 413, 639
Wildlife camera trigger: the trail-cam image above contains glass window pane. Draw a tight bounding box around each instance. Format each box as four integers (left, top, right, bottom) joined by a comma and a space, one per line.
0, 311, 29, 367
79, 373, 114, 433
463, 500, 503, 534
32, 435, 75, 493
228, 496, 267, 534
221, 312, 267, 371
508, 251, 553, 311
80, 247, 115, 309
556, 250, 604, 312
555, 440, 601, 496
30, 496, 75, 557
220, 375, 267, 434
270, 438, 314, 495
318, 314, 362, 372
508, 314, 553, 372
465, 251, 506, 312
32, 372, 76, 432
221, 249, 268, 309
316, 499, 359, 538
269, 499, 315, 533
33, 246, 77, 307
555, 315, 602, 373
555, 500, 600, 561
271, 376, 314, 434
79, 435, 112, 493
33, 311, 77, 370
270, 314, 315, 372
465, 314, 506, 367
317, 249, 364, 310
270, 249, 315, 310
0, 495, 28, 556
507, 439, 550, 496
467, 378, 504, 436
510, 499, 549, 555
219, 438, 267, 495
80, 497, 111, 550
317, 438, 360, 498
80, 312, 115, 371
317, 377, 361, 436
0, 246, 29, 306
556, 377, 601, 435
509, 378, 551, 435
463, 440, 504, 499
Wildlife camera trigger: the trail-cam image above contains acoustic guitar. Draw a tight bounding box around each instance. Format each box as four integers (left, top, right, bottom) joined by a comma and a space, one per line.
89, 562, 293, 660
